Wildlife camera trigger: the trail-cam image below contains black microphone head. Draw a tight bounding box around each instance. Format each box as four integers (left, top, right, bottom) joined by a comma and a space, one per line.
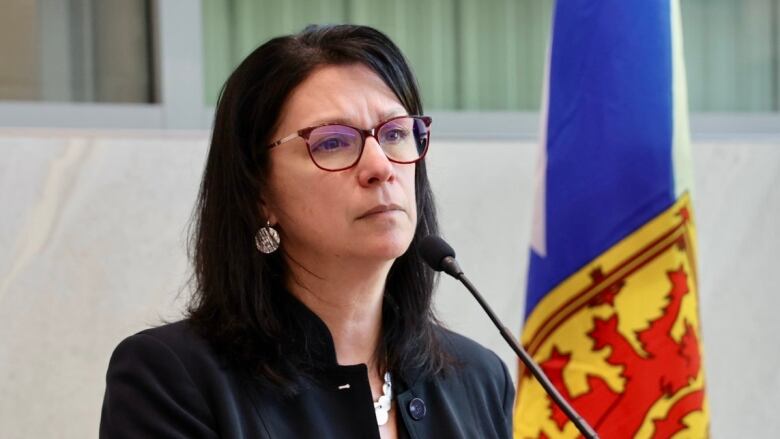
419, 236, 456, 272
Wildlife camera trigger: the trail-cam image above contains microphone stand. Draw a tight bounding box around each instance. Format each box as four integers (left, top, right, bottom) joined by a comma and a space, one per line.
447, 258, 599, 439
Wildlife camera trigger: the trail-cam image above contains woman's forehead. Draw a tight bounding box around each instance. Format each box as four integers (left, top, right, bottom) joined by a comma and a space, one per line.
278, 64, 406, 129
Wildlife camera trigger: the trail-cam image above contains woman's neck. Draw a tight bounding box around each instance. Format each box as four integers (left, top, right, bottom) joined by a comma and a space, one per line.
284, 255, 392, 369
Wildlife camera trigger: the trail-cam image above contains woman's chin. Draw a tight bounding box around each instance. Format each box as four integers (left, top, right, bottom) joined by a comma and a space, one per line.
353, 233, 413, 261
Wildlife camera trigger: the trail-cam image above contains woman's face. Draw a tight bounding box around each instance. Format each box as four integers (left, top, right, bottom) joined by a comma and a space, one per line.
264, 63, 418, 268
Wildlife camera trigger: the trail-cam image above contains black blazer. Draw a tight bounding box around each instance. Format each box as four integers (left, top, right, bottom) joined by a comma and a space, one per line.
100, 299, 515, 438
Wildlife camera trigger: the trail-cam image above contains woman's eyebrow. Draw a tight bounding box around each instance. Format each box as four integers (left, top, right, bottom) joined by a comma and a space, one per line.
381, 109, 409, 120
303, 115, 353, 127
306, 109, 408, 128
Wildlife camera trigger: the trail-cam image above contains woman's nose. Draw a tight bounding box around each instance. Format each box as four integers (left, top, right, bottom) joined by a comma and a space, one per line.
356, 136, 394, 186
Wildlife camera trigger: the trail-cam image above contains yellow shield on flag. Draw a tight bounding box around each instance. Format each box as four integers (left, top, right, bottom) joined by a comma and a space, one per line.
515, 194, 709, 438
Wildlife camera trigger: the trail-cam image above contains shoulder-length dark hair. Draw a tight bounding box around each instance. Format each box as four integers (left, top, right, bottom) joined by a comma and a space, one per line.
187, 24, 448, 390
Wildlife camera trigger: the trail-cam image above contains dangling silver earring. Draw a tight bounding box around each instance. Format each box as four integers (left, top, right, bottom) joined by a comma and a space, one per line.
254, 221, 280, 254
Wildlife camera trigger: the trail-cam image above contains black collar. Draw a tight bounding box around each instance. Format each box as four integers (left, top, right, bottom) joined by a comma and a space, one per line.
278, 289, 340, 366
276, 289, 424, 392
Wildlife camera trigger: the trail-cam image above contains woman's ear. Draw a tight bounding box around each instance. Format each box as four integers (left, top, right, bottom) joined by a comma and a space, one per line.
259, 200, 278, 226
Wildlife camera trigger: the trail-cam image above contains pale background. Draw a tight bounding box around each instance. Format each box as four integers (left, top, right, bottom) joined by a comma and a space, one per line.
0, 131, 778, 438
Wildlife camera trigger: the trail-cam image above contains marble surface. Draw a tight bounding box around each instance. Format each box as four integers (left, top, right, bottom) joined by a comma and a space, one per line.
0, 133, 205, 437
1, 131, 778, 438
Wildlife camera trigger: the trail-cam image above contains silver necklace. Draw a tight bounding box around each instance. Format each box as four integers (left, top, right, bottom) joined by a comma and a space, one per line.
374, 371, 393, 426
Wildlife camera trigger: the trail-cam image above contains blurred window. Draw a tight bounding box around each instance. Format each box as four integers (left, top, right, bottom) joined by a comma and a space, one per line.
0, 0, 156, 103
201, 0, 780, 112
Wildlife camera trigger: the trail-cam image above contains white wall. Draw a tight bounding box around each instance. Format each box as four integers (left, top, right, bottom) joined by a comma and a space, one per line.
0, 131, 778, 437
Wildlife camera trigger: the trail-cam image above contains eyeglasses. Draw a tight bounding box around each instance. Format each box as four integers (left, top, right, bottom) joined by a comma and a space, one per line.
267, 115, 432, 172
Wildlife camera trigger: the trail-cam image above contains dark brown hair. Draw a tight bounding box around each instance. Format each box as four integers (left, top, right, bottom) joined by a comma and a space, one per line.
187, 24, 447, 391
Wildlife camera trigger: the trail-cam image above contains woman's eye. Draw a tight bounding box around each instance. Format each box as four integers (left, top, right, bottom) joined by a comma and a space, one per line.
312, 137, 350, 152
382, 128, 408, 143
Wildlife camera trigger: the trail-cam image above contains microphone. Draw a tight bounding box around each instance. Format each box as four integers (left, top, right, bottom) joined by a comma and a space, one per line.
419, 236, 599, 439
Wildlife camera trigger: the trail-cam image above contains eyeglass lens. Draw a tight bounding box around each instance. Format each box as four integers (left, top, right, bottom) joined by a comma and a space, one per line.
307, 117, 428, 170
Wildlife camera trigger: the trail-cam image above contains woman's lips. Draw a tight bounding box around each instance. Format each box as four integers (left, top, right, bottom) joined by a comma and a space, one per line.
358, 204, 403, 219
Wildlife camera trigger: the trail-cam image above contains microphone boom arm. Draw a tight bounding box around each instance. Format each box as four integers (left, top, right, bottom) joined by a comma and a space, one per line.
448, 257, 599, 439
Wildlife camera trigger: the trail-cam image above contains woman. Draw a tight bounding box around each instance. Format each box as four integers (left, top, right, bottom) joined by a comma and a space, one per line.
100, 24, 514, 438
